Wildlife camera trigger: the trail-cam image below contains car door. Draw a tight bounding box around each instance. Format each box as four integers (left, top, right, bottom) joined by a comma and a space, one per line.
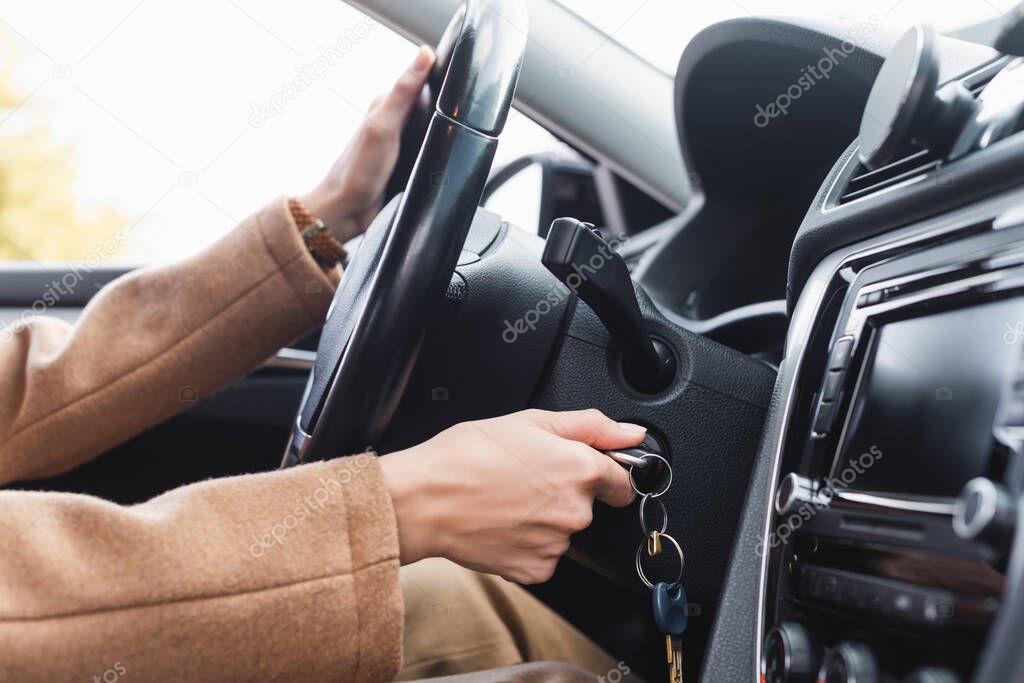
0, 261, 315, 501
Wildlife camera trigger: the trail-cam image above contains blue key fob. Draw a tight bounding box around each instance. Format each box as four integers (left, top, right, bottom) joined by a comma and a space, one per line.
652, 581, 688, 636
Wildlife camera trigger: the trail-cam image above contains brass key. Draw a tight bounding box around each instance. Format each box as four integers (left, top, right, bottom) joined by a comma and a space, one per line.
665, 634, 683, 682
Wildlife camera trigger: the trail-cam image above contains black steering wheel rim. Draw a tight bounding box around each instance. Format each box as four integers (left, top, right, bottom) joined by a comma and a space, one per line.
284, 0, 527, 466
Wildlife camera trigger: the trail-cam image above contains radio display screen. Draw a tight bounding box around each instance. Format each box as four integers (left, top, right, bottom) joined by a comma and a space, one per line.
837, 297, 1024, 498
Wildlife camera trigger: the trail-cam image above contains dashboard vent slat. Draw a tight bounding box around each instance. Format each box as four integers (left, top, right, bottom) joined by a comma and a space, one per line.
837, 65, 1000, 206
839, 146, 942, 204
967, 80, 988, 98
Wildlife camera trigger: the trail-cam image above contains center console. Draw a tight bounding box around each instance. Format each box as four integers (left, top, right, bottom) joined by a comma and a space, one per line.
749, 17, 1024, 682
760, 195, 1024, 682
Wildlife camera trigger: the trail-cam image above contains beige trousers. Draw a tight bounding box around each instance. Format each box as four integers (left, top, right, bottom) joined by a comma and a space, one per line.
398, 559, 642, 682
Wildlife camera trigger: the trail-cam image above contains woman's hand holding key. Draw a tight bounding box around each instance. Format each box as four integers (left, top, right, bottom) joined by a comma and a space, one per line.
379, 409, 646, 584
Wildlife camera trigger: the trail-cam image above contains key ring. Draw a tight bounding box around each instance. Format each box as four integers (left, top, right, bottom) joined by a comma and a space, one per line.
639, 494, 668, 535
628, 453, 672, 498
634, 530, 685, 589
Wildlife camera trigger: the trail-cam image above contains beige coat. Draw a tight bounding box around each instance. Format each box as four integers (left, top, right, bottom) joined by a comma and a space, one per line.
0, 199, 403, 682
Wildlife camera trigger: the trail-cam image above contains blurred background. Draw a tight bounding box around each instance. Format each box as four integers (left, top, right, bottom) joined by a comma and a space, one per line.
0, 0, 1009, 265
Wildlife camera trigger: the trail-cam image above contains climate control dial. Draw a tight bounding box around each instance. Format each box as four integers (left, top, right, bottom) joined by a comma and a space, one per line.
822, 642, 879, 683
762, 622, 819, 683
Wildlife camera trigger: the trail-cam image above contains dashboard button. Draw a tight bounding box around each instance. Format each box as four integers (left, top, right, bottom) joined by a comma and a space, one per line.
924, 595, 955, 622
799, 567, 818, 596
822, 369, 845, 402
828, 337, 855, 370
892, 591, 914, 614
812, 399, 838, 435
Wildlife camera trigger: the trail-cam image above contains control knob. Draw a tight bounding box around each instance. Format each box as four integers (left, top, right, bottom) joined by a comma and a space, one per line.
953, 477, 1018, 556
822, 642, 879, 683
762, 622, 820, 683
775, 473, 831, 515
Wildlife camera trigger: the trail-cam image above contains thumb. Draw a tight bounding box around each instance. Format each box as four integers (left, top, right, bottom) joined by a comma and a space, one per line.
588, 448, 637, 508
375, 45, 435, 131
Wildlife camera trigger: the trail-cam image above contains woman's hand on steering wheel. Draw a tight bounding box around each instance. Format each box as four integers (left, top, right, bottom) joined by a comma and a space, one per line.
379, 409, 647, 585
302, 45, 435, 244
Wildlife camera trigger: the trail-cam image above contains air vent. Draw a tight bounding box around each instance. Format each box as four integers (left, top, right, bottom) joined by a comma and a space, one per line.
838, 68, 998, 206
966, 79, 989, 98
839, 145, 942, 204
962, 60, 1000, 98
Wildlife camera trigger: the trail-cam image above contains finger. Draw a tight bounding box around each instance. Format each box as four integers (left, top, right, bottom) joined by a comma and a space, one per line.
589, 449, 636, 508
536, 408, 647, 450
375, 45, 434, 131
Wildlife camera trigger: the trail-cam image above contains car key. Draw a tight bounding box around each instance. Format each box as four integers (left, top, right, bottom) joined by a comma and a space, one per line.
604, 447, 653, 469
652, 581, 688, 683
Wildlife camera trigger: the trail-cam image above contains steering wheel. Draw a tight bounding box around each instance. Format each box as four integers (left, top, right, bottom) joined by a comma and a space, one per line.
284, 0, 528, 465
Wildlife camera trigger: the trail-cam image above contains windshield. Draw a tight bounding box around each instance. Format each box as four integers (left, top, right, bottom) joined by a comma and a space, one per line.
556, 0, 1011, 74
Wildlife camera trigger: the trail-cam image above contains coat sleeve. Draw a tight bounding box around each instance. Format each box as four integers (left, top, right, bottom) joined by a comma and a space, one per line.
0, 198, 404, 681
0, 197, 337, 484
0, 456, 403, 682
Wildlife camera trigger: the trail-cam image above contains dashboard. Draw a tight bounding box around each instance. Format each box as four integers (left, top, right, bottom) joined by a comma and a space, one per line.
761, 187, 1024, 683
677, 15, 1024, 683
636, 17, 990, 364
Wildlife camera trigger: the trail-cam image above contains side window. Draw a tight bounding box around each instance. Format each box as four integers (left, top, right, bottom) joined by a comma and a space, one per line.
0, 1, 417, 264
4, 3, 1003, 263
